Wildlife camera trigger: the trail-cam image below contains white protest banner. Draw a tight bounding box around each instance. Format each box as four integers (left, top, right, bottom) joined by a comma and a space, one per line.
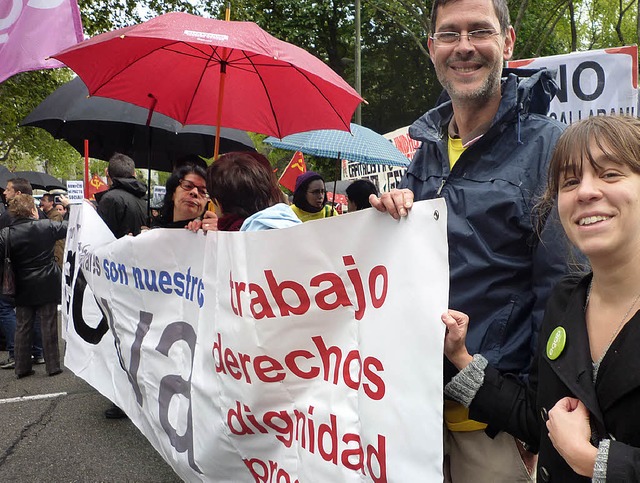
383, 126, 420, 162
507, 45, 638, 124
152, 185, 166, 206
66, 180, 84, 203
62, 200, 448, 482
341, 126, 413, 193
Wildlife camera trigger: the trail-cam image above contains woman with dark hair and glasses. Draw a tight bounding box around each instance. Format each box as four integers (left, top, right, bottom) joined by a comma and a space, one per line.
155, 164, 208, 228
291, 171, 338, 222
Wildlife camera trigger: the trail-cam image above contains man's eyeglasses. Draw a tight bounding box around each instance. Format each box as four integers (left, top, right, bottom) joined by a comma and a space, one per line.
430, 29, 500, 46
307, 189, 326, 197
178, 179, 208, 197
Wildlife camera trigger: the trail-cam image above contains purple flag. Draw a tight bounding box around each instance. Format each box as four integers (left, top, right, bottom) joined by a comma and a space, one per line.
0, 0, 83, 83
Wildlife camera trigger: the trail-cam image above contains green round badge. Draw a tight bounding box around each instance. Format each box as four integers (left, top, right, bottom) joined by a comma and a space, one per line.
546, 327, 566, 360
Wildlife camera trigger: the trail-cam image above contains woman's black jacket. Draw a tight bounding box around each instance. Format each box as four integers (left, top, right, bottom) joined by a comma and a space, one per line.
0, 218, 68, 306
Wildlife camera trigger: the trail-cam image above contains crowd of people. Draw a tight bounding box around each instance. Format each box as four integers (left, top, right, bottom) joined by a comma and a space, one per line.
0, 151, 374, 411
3, 0, 640, 480
87, 150, 376, 418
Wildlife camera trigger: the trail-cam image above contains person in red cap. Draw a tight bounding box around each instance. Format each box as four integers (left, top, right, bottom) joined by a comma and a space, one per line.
291, 171, 337, 222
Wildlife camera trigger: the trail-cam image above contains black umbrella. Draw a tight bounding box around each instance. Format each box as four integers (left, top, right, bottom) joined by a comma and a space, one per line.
20, 77, 256, 172
0, 170, 65, 191
0, 166, 9, 193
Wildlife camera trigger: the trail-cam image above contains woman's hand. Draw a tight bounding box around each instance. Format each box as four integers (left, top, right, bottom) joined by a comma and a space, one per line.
58, 194, 70, 208
441, 310, 473, 370
547, 397, 597, 477
369, 188, 414, 220
186, 210, 218, 233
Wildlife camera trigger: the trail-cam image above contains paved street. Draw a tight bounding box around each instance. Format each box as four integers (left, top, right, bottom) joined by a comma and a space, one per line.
0, 320, 181, 482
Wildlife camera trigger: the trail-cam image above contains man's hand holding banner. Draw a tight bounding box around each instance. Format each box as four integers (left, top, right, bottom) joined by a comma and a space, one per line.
62, 200, 448, 482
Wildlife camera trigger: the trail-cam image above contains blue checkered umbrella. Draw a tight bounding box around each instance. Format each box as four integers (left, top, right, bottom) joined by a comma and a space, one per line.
264, 123, 410, 167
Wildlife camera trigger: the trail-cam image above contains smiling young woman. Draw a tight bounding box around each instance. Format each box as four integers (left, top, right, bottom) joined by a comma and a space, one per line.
442, 115, 640, 482
551, 119, 640, 267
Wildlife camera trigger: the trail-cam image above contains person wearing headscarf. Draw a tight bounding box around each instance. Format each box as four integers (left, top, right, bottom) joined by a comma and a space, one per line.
291, 171, 338, 222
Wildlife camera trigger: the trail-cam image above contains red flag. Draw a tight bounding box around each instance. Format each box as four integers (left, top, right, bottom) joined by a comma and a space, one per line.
278, 151, 306, 191
0, 0, 84, 83
86, 174, 108, 200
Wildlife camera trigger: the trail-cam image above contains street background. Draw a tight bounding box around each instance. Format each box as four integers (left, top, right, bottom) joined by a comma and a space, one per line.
0, 313, 180, 482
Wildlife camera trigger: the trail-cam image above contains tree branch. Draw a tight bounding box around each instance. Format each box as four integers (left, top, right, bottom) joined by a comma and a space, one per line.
0, 137, 19, 163
616, 0, 637, 44
534, 3, 570, 56
364, 1, 431, 60
516, 0, 571, 57
513, 0, 530, 33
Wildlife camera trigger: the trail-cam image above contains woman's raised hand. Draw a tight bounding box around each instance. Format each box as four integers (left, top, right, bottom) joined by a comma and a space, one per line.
186, 210, 218, 233
441, 310, 473, 370
547, 397, 597, 477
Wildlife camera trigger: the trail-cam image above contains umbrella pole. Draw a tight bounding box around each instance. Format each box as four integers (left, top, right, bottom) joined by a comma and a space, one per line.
146, 94, 158, 222
331, 154, 340, 216
84, 139, 89, 199
214, 61, 228, 161
213, 2, 231, 161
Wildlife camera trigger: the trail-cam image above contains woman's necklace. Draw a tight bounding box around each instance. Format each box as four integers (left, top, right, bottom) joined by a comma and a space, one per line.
586, 281, 640, 365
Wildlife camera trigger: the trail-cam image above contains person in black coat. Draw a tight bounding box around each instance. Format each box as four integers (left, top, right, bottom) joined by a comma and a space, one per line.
95, 153, 148, 419
442, 115, 640, 482
0, 177, 47, 369
0, 194, 67, 378
95, 153, 148, 238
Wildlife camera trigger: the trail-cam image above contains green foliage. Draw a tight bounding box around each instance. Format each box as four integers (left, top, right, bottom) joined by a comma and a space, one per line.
2, 0, 639, 184
511, 0, 572, 58
509, 0, 639, 59
360, 3, 438, 133
577, 0, 638, 50
0, 69, 87, 179
208, 0, 356, 77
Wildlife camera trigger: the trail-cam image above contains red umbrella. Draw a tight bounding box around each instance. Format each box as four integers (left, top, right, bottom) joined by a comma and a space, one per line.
52, 12, 363, 158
